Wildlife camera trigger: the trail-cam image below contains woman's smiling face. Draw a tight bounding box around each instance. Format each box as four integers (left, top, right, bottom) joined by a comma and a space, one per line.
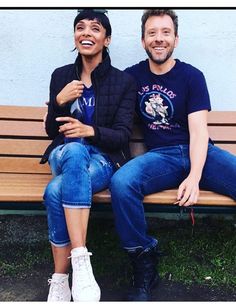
74, 18, 110, 58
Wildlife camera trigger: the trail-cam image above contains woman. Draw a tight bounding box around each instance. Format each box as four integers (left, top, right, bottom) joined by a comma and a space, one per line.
41, 9, 136, 302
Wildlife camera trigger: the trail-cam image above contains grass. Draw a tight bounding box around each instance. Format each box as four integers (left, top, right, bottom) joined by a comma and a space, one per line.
87, 215, 236, 289
154, 217, 236, 287
0, 213, 235, 291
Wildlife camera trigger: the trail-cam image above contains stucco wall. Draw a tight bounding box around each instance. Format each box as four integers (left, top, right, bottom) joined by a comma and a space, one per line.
0, 9, 236, 110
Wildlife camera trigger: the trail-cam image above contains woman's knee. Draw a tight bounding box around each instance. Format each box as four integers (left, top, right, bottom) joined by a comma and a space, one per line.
62, 142, 89, 162
44, 176, 62, 207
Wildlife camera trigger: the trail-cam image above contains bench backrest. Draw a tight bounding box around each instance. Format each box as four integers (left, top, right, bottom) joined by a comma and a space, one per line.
0, 106, 236, 176
0, 106, 50, 174
130, 111, 236, 157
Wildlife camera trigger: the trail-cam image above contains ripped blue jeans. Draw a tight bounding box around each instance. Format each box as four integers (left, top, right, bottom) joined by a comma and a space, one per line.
44, 141, 115, 247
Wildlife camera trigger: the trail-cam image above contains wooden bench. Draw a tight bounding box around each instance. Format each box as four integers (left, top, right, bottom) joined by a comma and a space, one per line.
0, 105, 236, 211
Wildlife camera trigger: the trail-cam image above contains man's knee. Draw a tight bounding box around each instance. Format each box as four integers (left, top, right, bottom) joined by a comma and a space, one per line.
110, 167, 136, 195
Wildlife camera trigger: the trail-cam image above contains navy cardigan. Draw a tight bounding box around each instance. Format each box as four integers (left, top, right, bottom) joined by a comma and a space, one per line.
40, 52, 137, 169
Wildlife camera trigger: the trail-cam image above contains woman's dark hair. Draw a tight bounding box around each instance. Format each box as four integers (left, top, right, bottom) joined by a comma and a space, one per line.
73, 9, 112, 37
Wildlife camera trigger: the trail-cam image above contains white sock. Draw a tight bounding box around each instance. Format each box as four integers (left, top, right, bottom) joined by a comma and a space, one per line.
71, 246, 87, 256
52, 273, 68, 280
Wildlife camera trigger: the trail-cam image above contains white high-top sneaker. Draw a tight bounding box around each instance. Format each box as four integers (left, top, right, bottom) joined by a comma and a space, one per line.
70, 247, 101, 302
47, 273, 71, 302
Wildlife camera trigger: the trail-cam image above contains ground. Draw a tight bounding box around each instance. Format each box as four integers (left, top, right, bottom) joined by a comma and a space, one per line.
0, 264, 235, 301
0, 213, 235, 301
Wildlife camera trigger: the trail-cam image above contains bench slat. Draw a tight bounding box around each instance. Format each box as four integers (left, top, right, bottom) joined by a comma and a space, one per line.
142, 189, 236, 206
0, 105, 46, 120
0, 173, 50, 202
0, 173, 235, 206
208, 111, 236, 125
130, 142, 147, 157
0, 139, 51, 155
132, 125, 236, 142
0, 121, 47, 137
215, 144, 236, 155
0, 157, 50, 174
208, 126, 236, 141
130, 143, 236, 157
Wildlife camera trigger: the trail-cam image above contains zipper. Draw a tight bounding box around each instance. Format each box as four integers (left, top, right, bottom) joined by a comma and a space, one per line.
91, 73, 98, 124
121, 150, 126, 160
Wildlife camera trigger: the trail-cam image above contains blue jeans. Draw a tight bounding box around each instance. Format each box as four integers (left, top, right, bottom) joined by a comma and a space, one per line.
110, 144, 236, 250
44, 142, 115, 247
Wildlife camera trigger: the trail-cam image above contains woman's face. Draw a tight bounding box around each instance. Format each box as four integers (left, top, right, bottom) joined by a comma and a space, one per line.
74, 18, 110, 58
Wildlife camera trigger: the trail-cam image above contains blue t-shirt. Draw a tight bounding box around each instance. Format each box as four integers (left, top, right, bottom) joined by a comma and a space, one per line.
125, 59, 211, 150
64, 86, 95, 144
70, 85, 95, 125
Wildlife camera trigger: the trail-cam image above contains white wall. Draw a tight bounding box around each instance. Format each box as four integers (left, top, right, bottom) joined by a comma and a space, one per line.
0, 9, 236, 110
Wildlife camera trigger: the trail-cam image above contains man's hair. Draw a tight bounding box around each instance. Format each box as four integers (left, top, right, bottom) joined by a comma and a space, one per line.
73, 9, 112, 37
141, 9, 178, 38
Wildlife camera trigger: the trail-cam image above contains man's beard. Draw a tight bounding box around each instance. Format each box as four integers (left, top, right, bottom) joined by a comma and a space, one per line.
145, 47, 174, 65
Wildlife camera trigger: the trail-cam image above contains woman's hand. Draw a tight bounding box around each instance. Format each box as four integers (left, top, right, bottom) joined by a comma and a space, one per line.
56, 80, 84, 106
56, 117, 95, 138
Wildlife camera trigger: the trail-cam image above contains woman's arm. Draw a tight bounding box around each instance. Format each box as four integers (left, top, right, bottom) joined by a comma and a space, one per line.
45, 69, 83, 139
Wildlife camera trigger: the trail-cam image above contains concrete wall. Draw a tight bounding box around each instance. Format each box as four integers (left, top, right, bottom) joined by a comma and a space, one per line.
0, 9, 236, 110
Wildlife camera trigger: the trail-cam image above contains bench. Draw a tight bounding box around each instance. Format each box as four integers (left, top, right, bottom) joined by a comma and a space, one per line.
0, 105, 236, 212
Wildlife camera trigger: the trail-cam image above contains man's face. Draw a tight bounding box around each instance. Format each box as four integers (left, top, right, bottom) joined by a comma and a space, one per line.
142, 15, 178, 65
74, 18, 110, 58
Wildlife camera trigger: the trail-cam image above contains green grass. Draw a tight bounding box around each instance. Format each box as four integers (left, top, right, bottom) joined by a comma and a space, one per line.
87, 215, 236, 289
154, 218, 236, 287
0, 214, 235, 290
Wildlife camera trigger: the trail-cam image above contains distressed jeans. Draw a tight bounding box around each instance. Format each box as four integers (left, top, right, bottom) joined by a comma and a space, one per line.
44, 142, 115, 247
110, 143, 236, 251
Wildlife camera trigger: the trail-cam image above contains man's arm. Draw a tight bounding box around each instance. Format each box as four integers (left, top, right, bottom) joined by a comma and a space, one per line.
177, 110, 209, 206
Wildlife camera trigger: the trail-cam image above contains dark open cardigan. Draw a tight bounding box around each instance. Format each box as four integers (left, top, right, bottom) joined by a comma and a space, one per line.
40, 51, 137, 169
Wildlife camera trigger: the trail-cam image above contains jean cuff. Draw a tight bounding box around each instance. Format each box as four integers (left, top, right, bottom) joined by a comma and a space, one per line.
50, 240, 71, 248
62, 202, 91, 208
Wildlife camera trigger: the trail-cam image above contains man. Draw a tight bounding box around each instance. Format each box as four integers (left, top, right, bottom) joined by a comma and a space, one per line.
110, 9, 236, 301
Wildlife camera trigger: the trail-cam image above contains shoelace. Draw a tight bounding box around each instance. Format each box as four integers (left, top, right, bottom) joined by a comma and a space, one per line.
48, 278, 67, 300
70, 252, 95, 290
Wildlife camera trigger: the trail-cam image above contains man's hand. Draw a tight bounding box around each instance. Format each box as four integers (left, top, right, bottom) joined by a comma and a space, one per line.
174, 175, 200, 207
56, 80, 84, 106
56, 117, 95, 138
